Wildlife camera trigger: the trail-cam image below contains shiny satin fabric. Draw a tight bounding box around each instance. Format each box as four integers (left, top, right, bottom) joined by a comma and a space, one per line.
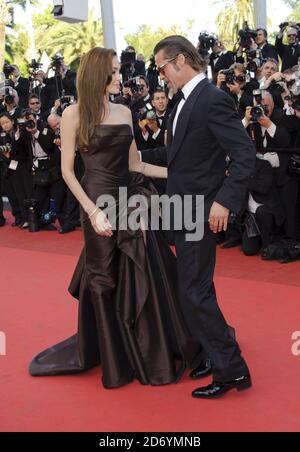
29, 125, 201, 389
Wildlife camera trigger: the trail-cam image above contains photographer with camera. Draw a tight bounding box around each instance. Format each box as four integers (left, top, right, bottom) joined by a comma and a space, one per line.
137, 87, 170, 149
120, 46, 146, 84
275, 23, 300, 72
0, 87, 21, 125
217, 63, 259, 117
258, 59, 288, 109
44, 54, 76, 107
210, 40, 235, 84
47, 113, 83, 234
16, 109, 66, 231
0, 112, 33, 228
243, 90, 298, 245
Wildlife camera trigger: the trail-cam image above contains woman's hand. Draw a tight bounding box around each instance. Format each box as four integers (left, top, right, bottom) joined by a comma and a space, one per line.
89, 208, 113, 238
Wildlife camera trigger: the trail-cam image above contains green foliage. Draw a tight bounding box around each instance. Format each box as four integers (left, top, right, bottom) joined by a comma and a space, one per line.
33, 7, 103, 64
214, 0, 254, 49
124, 22, 193, 61
5, 24, 30, 74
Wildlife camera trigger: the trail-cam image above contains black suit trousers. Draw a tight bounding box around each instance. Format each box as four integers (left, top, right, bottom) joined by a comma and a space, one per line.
174, 224, 249, 381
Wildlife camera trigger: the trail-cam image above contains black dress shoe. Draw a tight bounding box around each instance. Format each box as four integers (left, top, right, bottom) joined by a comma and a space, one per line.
192, 375, 252, 399
190, 359, 212, 379
0, 217, 6, 227
59, 225, 76, 234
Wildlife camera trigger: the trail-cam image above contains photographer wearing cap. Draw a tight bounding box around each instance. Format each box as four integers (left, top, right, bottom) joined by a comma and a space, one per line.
275, 23, 300, 72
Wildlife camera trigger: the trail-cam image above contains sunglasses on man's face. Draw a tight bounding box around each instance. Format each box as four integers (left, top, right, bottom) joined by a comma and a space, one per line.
157, 56, 179, 76
287, 34, 297, 37
30, 102, 40, 105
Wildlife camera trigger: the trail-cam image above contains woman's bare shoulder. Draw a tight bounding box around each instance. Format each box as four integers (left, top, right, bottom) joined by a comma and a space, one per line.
62, 104, 79, 123
110, 102, 132, 123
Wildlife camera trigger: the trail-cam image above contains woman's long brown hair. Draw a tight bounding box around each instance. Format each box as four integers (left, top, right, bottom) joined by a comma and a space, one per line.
76, 47, 116, 149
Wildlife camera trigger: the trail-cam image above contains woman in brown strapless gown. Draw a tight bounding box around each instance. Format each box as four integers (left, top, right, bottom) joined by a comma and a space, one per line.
29, 48, 200, 389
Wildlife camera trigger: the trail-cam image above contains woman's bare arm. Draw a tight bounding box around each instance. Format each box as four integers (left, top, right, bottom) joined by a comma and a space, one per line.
123, 107, 168, 179
61, 105, 96, 216
61, 105, 113, 237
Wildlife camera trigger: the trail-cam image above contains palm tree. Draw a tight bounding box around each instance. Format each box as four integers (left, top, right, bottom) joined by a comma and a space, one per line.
35, 9, 103, 64
0, 0, 10, 69
214, 0, 254, 49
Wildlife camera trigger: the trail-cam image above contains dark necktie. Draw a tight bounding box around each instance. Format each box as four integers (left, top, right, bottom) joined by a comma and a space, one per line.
177, 90, 185, 101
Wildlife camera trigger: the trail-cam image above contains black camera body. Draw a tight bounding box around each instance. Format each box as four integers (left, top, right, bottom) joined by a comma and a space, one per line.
56, 95, 75, 116
3, 63, 15, 79
1, 86, 15, 106
0, 142, 12, 155
251, 89, 269, 121
137, 103, 157, 122
198, 31, 217, 51
221, 69, 246, 85
124, 77, 144, 96
51, 54, 64, 73
18, 109, 36, 131
292, 94, 300, 111
238, 22, 257, 50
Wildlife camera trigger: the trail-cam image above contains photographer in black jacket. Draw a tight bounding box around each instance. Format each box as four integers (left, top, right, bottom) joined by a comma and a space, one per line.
275, 23, 300, 71
217, 63, 259, 118
16, 110, 66, 231
0, 112, 33, 228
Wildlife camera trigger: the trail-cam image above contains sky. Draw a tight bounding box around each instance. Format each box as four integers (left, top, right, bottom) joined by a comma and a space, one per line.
18, 0, 292, 54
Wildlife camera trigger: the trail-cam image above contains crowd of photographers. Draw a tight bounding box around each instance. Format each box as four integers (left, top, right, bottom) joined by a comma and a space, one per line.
1, 24, 300, 261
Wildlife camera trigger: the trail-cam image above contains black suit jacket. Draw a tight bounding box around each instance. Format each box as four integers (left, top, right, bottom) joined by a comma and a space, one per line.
167, 78, 256, 219
247, 158, 285, 226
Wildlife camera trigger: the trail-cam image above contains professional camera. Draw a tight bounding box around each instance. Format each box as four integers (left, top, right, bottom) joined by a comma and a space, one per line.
246, 49, 263, 74
220, 69, 246, 85
198, 31, 217, 51
124, 76, 144, 96
0, 86, 15, 105
17, 109, 36, 131
3, 63, 15, 79
28, 59, 42, 72
56, 95, 75, 116
238, 22, 257, 50
51, 53, 64, 73
250, 89, 269, 121
120, 50, 136, 82
279, 22, 300, 39
137, 102, 157, 122
0, 142, 11, 154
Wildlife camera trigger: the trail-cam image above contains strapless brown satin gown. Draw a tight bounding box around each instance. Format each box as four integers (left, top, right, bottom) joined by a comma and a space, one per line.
29, 124, 200, 389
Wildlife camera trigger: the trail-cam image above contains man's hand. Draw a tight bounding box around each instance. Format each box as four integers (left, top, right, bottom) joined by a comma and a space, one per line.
147, 119, 159, 133
257, 115, 272, 129
209, 202, 230, 234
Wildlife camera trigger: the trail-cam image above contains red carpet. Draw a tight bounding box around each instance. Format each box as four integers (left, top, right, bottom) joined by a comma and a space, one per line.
1, 212, 300, 432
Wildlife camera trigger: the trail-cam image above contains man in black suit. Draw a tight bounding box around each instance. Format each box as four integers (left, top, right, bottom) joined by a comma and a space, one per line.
255, 28, 279, 62
10, 65, 30, 111
154, 35, 255, 399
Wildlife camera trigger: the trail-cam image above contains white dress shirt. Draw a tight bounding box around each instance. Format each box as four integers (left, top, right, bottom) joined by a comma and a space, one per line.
173, 72, 206, 136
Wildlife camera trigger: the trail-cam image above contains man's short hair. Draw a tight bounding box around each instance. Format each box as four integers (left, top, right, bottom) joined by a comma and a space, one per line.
138, 75, 150, 88
154, 35, 207, 73
256, 28, 268, 38
263, 58, 279, 69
